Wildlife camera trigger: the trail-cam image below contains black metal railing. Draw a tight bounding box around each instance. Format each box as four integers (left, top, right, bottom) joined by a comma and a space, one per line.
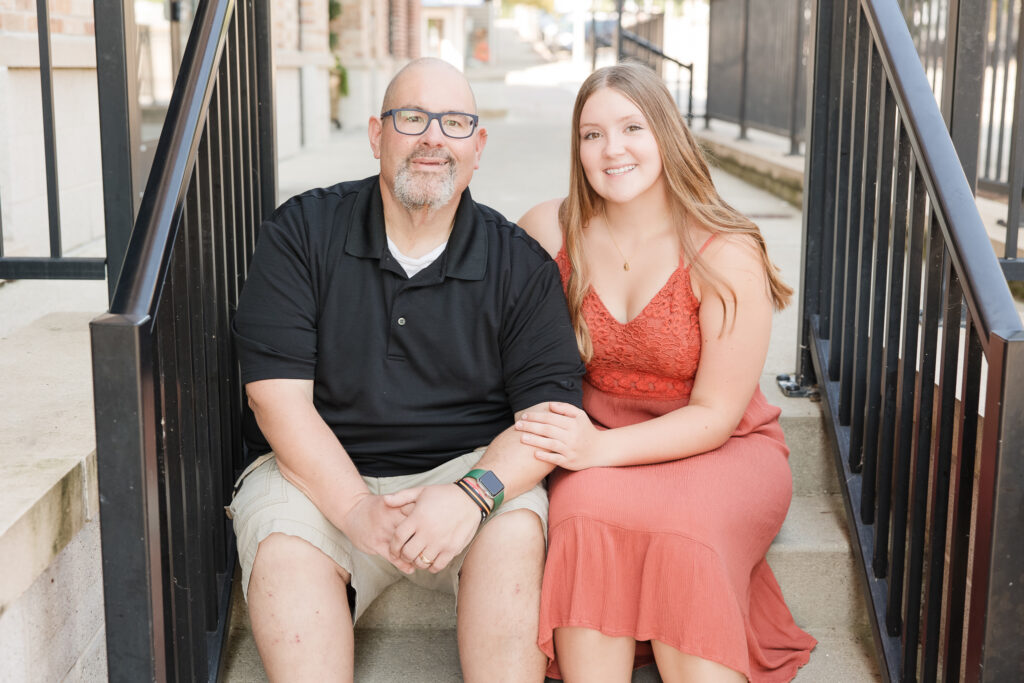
896, 0, 1024, 279
89, 0, 275, 676
0, 0, 106, 280
800, 0, 1024, 680
706, 0, 809, 154
609, 4, 694, 126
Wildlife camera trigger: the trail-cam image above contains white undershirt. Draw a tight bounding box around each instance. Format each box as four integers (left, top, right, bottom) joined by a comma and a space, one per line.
386, 235, 448, 277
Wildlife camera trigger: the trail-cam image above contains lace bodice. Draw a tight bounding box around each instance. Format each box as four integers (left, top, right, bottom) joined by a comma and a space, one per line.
555, 246, 702, 401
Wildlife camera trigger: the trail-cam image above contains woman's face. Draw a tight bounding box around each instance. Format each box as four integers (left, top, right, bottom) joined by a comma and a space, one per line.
577, 87, 665, 206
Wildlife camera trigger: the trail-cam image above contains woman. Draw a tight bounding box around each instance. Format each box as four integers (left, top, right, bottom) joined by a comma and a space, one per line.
516, 63, 816, 682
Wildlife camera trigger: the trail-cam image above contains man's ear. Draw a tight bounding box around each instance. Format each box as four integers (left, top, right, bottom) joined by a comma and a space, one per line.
473, 127, 487, 170
368, 115, 383, 159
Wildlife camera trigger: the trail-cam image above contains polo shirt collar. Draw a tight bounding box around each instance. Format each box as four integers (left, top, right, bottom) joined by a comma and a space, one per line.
345, 175, 487, 281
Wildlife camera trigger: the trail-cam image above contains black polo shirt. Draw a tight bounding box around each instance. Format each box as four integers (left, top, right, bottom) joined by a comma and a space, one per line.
233, 176, 585, 476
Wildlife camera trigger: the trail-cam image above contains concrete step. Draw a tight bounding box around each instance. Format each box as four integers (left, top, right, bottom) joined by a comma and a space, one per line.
761, 376, 839, 496
222, 493, 878, 681
0, 311, 99, 611
225, 612, 879, 682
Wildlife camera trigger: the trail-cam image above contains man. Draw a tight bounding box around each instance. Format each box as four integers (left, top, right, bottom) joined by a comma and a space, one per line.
229, 58, 584, 682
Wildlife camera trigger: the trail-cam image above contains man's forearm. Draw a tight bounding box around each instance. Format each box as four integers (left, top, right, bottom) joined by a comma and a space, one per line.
472, 403, 557, 501
246, 379, 369, 528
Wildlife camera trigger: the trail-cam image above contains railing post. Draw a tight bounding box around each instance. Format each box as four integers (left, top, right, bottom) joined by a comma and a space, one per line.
939, 0, 988, 193
90, 315, 166, 683
253, 0, 278, 218
738, 0, 751, 140
788, 0, 804, 155
94, 0, 144, 303
615, 0, 624, 62
1003, 8, 1024, 267
794, 0, 836, 388
966, 334, 1024, 681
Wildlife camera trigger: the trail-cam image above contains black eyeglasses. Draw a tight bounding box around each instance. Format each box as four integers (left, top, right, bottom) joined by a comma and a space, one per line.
381, 108, 480, 139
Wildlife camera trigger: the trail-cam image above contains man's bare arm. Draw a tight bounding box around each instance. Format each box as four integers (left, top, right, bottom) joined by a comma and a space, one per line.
246, 378, 415, 572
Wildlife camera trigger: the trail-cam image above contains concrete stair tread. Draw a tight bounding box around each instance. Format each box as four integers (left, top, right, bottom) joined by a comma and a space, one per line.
0, 312, 99, 610
224, 618, 879, 682
222, 491, 878, 680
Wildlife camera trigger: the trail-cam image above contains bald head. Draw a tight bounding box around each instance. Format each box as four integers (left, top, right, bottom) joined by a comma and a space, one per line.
381, 58, 477, 114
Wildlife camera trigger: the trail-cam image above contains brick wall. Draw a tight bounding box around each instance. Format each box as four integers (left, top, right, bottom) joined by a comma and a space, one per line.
0, 0, 94, 36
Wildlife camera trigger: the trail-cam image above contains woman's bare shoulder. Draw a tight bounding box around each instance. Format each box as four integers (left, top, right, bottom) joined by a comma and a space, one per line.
517, 198, 565, 259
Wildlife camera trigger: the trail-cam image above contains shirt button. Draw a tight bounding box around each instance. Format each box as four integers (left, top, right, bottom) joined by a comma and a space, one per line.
397, 317, 406, 326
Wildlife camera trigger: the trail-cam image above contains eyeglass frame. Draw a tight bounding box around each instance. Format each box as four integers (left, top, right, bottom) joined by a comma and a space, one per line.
380, 108, 480, 139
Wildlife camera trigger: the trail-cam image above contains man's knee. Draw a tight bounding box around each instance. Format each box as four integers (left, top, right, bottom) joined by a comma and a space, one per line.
253, 532, 351, 585
475, 509, 546, 563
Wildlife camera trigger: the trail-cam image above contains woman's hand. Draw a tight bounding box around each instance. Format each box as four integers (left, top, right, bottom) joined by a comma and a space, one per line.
515, 402, 605, 470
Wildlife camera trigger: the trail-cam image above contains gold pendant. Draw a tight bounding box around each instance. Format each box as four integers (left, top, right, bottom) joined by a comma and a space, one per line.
623, 262, 630, 271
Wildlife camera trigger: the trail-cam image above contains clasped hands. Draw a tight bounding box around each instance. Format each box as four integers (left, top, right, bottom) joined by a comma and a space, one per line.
339, 483, 482, 575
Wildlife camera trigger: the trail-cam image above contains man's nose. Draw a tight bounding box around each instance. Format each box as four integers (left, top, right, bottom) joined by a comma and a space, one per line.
420, 117, 447, 145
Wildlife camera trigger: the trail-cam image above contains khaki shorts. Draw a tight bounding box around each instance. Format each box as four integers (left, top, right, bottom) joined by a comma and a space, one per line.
228, 447, 548, 623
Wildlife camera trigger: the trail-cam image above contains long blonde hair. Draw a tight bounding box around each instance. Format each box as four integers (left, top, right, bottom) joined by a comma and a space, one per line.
560, 62, 792, 362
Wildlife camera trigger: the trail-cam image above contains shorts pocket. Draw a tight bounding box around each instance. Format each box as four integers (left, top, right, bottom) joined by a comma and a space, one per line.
227, 455, 287, 523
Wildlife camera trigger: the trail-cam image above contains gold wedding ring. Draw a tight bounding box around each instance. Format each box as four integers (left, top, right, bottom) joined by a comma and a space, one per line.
418, 554, 434, 565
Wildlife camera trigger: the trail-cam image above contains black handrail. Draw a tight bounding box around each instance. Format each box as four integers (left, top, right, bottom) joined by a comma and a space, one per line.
617, 29, 695, 126
109, 0, 234, 320
864, 0, 1020, 343
89, 0, 275, 676
800, 0, 1024, 679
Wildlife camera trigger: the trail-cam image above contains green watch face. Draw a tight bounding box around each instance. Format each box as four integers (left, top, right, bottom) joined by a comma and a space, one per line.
478, 470, 504, 497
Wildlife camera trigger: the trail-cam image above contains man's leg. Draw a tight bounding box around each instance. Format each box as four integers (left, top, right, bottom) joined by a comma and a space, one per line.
457, 509, 547, 683
247, 533, 355, 683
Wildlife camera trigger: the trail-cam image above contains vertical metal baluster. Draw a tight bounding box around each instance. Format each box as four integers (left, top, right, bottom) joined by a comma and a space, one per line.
982, 0, 1005, 182
156, 270, 192, 682
899, 210, 945, 679
1004, 6, 1024, 257
828, 0, 858, 380
881, 159, 928, 626
36, 0, 62, 257
848, 40, 883, 470
838, 13, 870, 424
919, 251, 963, 681
175, 179, 210, 683
940, 318, 981, 681
857, 81, 897, 484
867, 128, 911, 531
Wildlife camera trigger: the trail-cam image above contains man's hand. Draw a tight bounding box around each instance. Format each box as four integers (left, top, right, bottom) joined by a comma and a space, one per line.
339, 493, 417, 574
383, 484, 482, 573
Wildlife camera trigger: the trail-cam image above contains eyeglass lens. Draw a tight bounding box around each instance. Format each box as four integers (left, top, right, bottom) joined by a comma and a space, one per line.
392, 109, 476, 138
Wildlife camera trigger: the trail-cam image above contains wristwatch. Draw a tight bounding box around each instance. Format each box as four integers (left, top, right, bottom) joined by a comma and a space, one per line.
465, 469, 505, 510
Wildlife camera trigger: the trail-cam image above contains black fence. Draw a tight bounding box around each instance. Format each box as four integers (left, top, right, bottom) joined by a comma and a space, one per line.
897, 0, 1024, 278
706, 0, 809, 154
0, 0, 107, 281
800, 0, 1024, 679
89, 0, 276, 677
606, 4, 695, 126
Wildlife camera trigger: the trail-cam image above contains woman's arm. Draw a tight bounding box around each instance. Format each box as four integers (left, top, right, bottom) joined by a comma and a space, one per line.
516, 235, 774, 469
517, 198, 564, 259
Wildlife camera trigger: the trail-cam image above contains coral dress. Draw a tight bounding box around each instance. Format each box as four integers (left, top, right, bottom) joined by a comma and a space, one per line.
538, 245, 816, 681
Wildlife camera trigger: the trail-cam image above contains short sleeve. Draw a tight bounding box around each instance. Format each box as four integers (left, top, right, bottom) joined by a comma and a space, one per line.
233, 210, 319, 384
500, 257, 585, 411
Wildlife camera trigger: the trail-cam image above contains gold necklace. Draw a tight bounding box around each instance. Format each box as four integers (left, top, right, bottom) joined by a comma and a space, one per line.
603, 222, 633, 271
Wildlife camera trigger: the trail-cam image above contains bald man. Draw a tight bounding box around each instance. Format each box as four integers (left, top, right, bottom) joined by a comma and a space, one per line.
230, 58, 585, 681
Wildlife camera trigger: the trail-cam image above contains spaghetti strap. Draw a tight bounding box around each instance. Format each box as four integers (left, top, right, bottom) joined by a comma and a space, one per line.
682, 234, 716, 271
